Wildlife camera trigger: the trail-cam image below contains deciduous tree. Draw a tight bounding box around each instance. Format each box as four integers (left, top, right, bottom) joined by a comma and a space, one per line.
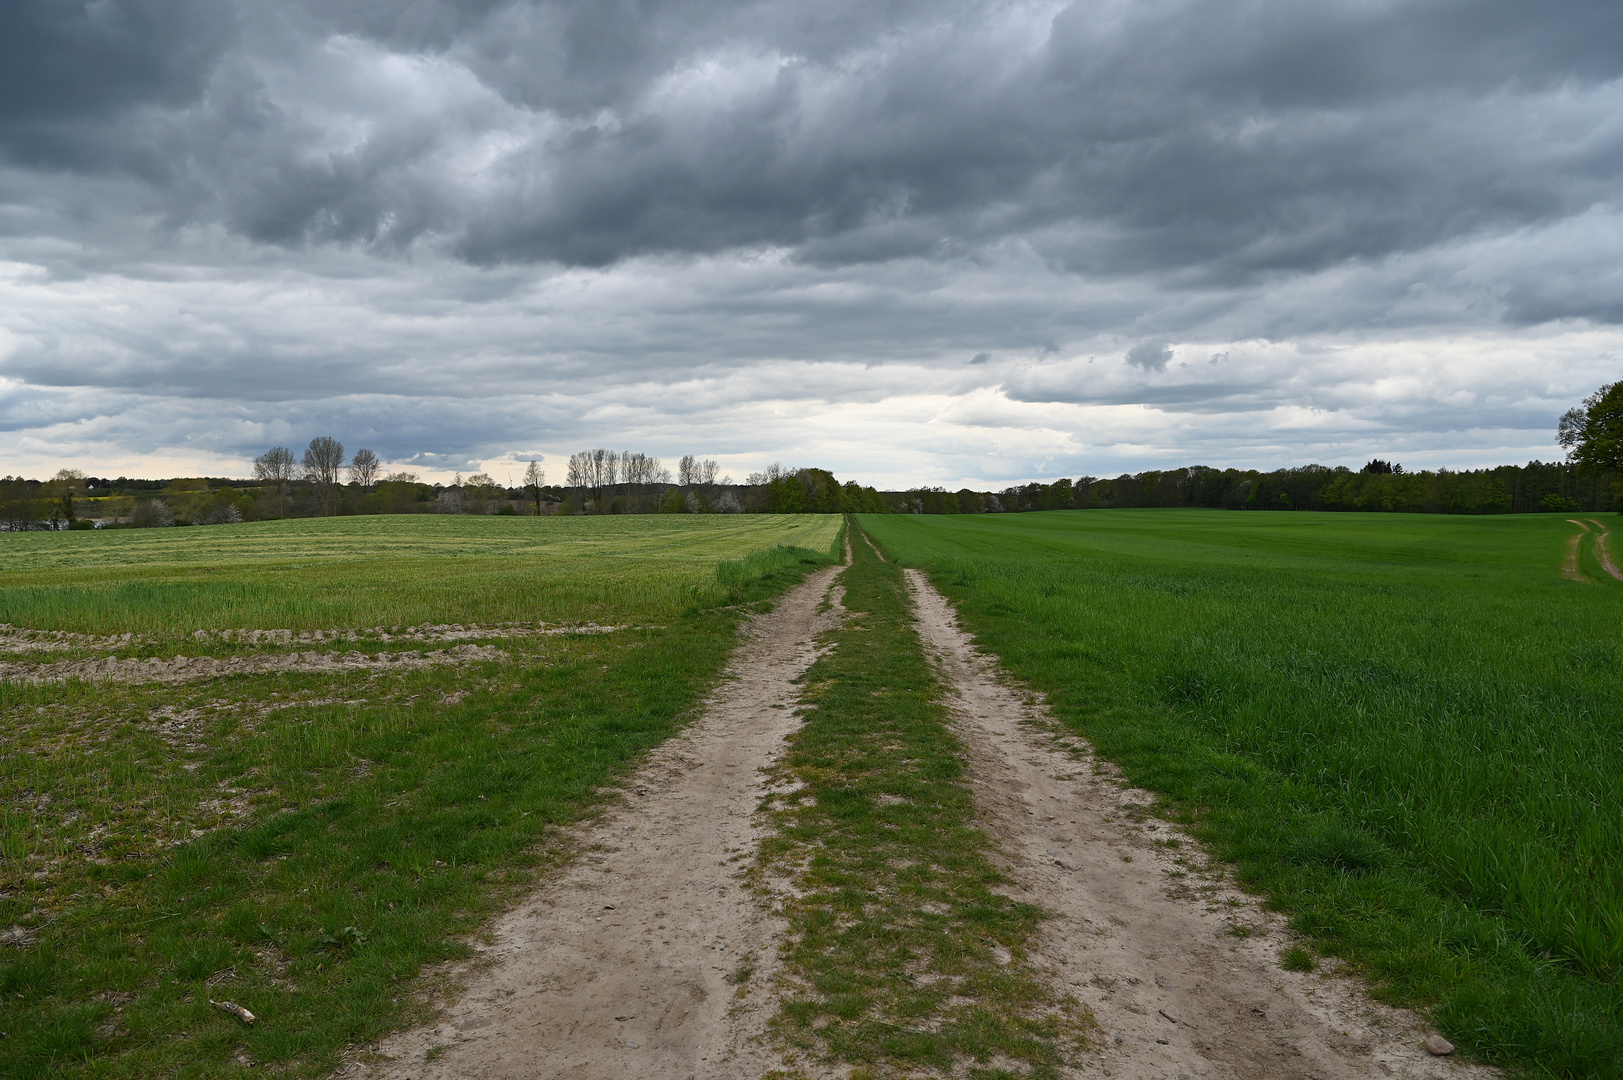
348, 448, 381, 487
43, 469, 85, 528
254, 446, 298, 517
523, 460, 545, 515
1559, 381, 1623, 512
302, 436, 345, 515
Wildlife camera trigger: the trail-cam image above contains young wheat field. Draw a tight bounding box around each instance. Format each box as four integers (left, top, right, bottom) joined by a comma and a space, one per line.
862, 509, 1623, 1077
0, 514, 842, 1078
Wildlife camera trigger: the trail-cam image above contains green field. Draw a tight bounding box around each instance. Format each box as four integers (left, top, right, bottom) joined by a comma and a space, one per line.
0, 514, 841, 1079
861, 509, 1623, 1078
0, 514, 840, 637
7, 508, 1620, 1078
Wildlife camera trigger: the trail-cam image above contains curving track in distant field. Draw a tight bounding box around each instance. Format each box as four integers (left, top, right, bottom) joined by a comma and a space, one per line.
1564, 519, 1593, 582
1588, 519, 1623, 581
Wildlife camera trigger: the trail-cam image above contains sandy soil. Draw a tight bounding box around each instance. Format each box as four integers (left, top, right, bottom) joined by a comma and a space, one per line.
190, 623, 629, 645
348, 560, 848, 1080
0, 643, 506, 685
904, 569, 1497, 1080
0, 626, 139, 652
1587, 518, 1623, 581
1563, 520, 1592, 582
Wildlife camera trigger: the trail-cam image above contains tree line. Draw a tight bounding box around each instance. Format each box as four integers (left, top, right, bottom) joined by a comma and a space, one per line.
0, 442, 889, 528
896, 383, 1623, 517
5, 383, 1616, 528
892, 459, 1617, 517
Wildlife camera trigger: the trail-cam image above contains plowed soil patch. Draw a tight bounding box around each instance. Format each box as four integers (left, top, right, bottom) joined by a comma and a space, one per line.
0, 644, 506, 685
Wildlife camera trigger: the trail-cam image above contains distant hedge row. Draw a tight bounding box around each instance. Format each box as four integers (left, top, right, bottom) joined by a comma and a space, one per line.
893, 460, 1621, 515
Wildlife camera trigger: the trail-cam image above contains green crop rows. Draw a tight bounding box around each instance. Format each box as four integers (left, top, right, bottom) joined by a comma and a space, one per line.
861, 509, 1623, 1078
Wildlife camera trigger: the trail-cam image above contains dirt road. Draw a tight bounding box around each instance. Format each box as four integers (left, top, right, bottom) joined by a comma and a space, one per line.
1588, 518, 1623, 581
1564, 519, 1592, 582
904, 569, 1497, 1080
353, 562, 846, 1080
347, 551, 1499, 1079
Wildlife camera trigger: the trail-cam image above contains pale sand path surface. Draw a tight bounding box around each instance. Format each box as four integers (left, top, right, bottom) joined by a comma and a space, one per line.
1586, 518, 1623, 581
350, 560, 848, 1080
904, 568, 1498, 1080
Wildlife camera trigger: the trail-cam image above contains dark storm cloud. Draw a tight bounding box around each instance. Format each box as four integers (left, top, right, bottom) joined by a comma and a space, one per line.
2, 0, 1621, 483
3, 0, 1619, 311
1125, 342, 1171, 372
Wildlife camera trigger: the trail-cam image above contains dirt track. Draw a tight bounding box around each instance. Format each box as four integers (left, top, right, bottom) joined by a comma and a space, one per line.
341, 551, 1498, 1079
1564, 519, 1592, 582
904, 569, 1496, 1080
1588, 518, 1623, 581
351, 561, 847, 1080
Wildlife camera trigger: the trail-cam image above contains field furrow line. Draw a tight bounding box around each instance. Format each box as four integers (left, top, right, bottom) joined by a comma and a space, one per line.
903, 568, 1497, 1080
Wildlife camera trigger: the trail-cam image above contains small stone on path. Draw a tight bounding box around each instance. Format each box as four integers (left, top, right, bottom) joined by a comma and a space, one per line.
1425, 1034, 1455, 1056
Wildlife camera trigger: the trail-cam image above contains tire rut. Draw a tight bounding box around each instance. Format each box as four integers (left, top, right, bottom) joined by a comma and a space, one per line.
1587, 518, 1623, 581
1564, 519, 1592, 583
350, 561, 847, 1080
903, 568, 1499, 1080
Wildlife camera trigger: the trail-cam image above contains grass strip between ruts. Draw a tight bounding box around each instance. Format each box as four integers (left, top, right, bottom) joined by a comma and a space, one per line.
755, 521, 1090, 1080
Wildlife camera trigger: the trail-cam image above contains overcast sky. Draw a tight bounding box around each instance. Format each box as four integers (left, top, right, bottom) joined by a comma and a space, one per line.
2, 0, 1620, 488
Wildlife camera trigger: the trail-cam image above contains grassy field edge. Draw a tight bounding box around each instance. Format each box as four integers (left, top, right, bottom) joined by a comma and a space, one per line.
0, 525, 845, 1079
860, 512, 1622, 1080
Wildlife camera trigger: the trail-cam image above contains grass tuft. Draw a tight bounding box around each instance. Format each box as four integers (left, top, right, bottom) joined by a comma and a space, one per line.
1281, 945, 1317, 973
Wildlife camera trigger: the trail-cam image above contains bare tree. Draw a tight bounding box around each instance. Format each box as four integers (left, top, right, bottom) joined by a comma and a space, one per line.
567, 452, 591, 491
302, 436, 345, 515
565, 449, 619, 510
523, 460, 545, 516
582, 448, 618, 509
699, 458, 718, 486
254, 446, 298, 517
591, 448, 619, 498
678, 454, 697, 487
348, 448, 381, 487
622, 452, 665, 486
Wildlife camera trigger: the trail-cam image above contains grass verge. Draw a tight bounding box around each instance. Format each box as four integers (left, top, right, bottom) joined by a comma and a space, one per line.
755, 521, 1089, 1080
0, 527, 842, 1079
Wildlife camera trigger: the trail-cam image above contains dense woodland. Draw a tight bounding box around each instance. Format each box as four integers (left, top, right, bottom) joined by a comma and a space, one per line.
903, 459, 1621, 516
